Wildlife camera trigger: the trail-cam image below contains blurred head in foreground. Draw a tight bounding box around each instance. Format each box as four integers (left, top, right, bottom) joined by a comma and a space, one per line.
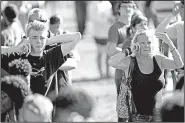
1, 75, 32, 117
8, 58, 32, 88
53, 87, 95, 122
160, 91, 184, 122
18, 93, 53, 122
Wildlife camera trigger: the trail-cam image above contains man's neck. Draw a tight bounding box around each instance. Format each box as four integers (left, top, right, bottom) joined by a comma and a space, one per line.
30, 51, 43, 57
118, 15, 131, 25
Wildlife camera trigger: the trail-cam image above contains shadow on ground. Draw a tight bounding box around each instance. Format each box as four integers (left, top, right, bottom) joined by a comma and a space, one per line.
73, 77, 113, 83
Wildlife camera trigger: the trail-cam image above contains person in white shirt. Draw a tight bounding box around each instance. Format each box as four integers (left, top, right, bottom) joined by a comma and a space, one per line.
156, 1, 184, 79
91, 1, 114, 78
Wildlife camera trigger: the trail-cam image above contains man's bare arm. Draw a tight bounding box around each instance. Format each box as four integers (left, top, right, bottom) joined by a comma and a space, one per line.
1, 46, 19, 55
46, 32, 81, 46
1, 38, 31, 55
47, 32, 81, 56
156, 3, 181, 33
60, 33, 81, 56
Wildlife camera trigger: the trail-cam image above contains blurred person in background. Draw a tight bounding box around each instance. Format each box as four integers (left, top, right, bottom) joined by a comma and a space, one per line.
52, 87, 95, 122
49, 15, 69, 35
7, 1, 32, 32
152, 1, 181, 91
156, 1, 184, 84
151, 1, 179, 24
91, 1, 113, 79
109, 1, 121, 20
122, 9, 149, 50
144, 0, 159, 28
1, 20, 14, 46
143, 0, 159, 28
8, 58, 32, 88
1, 4, 25, 46
109, 30, 183, 121
75, 1, 87, 36
18, 93, 53, 122
107, 0, 136, 96
1, 75, 32, 122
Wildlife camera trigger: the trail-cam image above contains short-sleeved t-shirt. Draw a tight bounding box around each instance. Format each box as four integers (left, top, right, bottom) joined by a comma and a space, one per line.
45, 29, 74, 90
108, 21, 127, 47
1, 45, 65, 95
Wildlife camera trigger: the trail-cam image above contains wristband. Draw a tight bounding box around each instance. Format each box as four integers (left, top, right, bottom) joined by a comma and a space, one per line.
170, 47, 176, 52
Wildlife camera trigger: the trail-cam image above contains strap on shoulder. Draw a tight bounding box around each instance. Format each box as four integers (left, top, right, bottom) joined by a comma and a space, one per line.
128, 56, 135, 79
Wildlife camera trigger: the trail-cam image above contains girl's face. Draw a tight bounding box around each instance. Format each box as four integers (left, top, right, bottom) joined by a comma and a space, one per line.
136, 33, 152, 56
134, 20, 148, 32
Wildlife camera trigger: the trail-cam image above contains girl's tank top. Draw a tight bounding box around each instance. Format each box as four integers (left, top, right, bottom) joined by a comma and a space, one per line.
131, 57, 164, 115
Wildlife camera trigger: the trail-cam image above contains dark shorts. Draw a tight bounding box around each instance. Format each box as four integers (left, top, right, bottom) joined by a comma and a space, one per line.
94, 38, 107, 45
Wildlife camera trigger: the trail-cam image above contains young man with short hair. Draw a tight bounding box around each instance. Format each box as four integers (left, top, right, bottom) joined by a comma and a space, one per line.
1, 20, 81, 95
27, 8, 79, 91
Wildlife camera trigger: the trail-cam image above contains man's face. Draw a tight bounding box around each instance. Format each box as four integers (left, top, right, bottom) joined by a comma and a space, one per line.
1, 91, 12, 114
50, 22, 61, 35
119, 3, 135, 17
28, 29, 47, 53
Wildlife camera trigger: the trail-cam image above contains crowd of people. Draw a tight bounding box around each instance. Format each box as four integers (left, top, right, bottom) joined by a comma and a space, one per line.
1, 1, 184, 122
